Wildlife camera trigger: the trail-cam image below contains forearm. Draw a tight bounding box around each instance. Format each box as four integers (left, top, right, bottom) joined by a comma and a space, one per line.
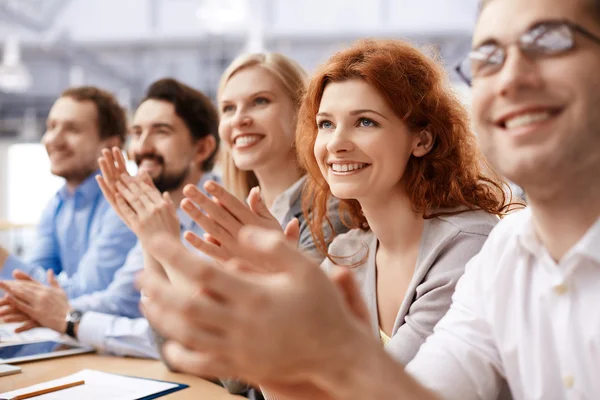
315, 335, 438, 400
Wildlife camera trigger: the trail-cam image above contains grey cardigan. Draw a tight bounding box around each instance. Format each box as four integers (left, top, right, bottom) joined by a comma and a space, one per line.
322, 210, 498, 364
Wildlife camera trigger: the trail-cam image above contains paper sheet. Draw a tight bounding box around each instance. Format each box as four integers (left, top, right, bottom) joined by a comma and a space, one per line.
0, 369, 180, 400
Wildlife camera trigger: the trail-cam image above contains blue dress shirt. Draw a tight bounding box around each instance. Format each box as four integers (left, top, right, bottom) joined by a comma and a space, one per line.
70, 171, 220, 320
1, 172, 137, 298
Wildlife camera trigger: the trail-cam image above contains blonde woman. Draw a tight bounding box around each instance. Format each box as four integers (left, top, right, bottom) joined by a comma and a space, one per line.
181, 53, 346, 264
179, 53, 348, 397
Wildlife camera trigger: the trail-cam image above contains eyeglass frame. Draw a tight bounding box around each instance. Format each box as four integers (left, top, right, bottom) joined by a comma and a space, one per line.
455, 19, 600, 86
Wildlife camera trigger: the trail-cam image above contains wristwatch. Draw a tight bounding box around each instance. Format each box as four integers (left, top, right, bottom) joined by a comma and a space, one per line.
65, 309, 84, 339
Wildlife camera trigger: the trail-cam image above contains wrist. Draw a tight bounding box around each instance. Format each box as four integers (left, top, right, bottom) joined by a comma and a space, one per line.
313, 326, 433, 400
311, 326, 379, 399
65, 309, 84, 338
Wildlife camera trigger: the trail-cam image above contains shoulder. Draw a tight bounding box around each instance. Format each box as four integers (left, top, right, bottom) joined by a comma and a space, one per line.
454, 209, 531, 291
434, 209, 499, 237
418, 211, 501, 280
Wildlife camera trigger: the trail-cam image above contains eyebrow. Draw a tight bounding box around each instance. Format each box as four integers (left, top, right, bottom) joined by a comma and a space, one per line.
472, 35, 502, 50
220, 90, 276, 103
131, 122, 174, 131
316, 109, 389, 121
472, 19, 547, 50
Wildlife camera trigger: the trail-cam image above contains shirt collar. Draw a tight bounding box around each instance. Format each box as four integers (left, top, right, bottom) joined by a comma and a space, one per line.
571, 217, 600, 264
515, 208, 540, 255
57, 170, 102, 205
516, 207, 600, 264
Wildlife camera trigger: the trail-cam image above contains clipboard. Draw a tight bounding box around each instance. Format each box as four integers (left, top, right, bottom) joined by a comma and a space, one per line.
0, 369, 189, 399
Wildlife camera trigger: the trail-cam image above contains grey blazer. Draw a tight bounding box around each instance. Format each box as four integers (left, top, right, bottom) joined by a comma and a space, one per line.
321, 210, 498, 364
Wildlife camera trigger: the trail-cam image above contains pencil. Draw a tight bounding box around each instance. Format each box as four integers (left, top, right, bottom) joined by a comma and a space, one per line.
11, 380, 85, 400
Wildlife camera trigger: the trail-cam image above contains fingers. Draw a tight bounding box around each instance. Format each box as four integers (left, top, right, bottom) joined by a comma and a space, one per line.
99, 148, 118, 185
137, 175, 164, 204
96, 175, 118, 207
237, 226, 315, 275
143, 234, 247, 299
181, 198, 234, 244
202, 180, 255, 224
112, 147, 129, 175
12, 270, 34, 281
47, 270, 61, 289
114, 193, 138, 225
162, 341, 232, 379
183, 185, 240, 237
116, 176, 153, 213
0, 281, 36, 304
283, 218, 300, 246
330, 267, 371, 325
2, 312, 31, 323
14, 320, 40, 333
6, 294, 36, 317
247, 186, 271, 219
184, 231, 229, 262
139, 275, 229, 351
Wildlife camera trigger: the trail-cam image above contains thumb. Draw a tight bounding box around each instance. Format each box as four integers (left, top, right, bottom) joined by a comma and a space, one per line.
283, 218, 300, 246
331, 267, 370, 325
247, 186, 271, 219
47, 270, 61, 289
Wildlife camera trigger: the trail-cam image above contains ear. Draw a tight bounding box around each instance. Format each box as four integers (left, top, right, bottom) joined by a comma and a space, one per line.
193, 135, 218, 169
411, 129, 434, 158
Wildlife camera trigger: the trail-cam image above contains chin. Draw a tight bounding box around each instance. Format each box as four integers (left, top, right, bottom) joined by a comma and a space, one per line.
329, 186, 361, 201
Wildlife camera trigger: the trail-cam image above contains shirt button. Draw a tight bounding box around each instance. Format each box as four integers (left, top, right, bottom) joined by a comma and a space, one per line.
553, 283, 568, 295
563, 375, 575, 389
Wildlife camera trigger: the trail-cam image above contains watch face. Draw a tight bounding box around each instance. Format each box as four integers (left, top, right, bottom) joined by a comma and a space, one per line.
68, 310, 83, 321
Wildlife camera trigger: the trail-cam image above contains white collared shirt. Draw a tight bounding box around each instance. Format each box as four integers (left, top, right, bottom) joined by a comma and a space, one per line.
407, 208, 600, 400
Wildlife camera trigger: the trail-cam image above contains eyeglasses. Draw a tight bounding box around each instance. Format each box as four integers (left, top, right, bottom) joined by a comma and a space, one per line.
455, 19, 600, 86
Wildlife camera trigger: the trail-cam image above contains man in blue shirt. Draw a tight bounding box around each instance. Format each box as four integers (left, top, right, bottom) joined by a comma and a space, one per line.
0, 79, 220, 351
0, 87, 137, 298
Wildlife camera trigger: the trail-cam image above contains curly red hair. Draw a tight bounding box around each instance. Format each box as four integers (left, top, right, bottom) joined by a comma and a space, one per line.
297, 39, 514, 256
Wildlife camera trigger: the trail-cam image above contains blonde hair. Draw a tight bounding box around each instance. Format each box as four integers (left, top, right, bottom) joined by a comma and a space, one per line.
217, 52, 308, 200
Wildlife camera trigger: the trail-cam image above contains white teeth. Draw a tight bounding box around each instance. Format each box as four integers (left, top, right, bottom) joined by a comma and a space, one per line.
504, 112, 552, 130
234, 135, 262, 147
330, 163, 367, 172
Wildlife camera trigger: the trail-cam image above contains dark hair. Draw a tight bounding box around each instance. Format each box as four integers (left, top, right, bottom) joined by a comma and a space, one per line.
142, 78, 220, 171
297, 39, 513, 257
61, 86, 127, 145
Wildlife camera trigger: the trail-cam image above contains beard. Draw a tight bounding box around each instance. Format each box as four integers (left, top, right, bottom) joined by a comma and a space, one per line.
153, 168, 190, 193
135, 153, 191, 193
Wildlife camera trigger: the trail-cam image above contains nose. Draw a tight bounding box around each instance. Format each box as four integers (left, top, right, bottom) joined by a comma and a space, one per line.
495, 46, 544, 98
325, 125, 355, 155
231, 108, 253, 129
41, 126, 64, 149
130, 131, 155, 157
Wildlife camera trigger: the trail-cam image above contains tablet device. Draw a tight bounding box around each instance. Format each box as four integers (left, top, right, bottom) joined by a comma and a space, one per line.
0, 341, 95, 364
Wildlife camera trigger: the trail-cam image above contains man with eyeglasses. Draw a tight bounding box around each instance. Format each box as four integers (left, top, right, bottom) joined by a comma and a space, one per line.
134, 0, 600, 398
